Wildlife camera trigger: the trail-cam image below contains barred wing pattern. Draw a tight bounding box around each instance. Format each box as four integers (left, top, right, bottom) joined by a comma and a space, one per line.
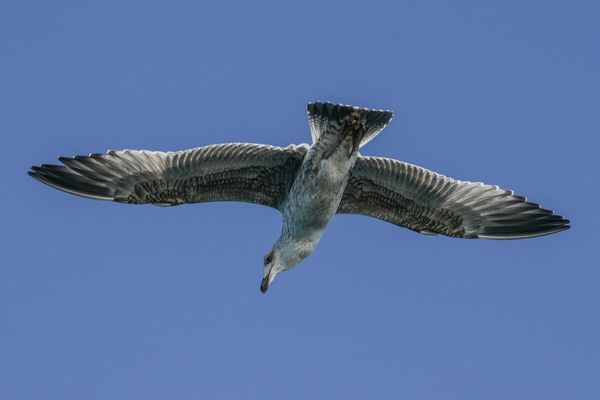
338, 156, 570, 239
29, 143, 309, 210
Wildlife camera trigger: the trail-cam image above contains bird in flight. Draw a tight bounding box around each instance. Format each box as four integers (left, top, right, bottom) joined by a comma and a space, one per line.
29, 102, 569, 292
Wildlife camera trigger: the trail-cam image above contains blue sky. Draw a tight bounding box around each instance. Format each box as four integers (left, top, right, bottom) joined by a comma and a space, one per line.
1, 1, 598, 398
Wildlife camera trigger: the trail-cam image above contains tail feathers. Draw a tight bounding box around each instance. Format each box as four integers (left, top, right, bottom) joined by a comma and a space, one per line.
307, 102, 393, 148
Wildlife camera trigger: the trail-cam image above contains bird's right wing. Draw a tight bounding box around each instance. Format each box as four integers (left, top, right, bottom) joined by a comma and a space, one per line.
338, 155, 570, 239
29, 143, 309, 210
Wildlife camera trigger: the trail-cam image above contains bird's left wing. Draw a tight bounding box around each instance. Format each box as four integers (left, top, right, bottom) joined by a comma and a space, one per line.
29, 143, 308, 210
338, 155, 569, 239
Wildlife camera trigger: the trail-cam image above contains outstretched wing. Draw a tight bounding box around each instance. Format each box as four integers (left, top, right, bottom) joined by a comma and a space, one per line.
29, 143, 309, 210
338, 156, 570, 239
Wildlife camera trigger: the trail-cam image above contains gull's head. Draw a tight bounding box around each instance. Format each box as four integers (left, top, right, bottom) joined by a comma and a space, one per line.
260, 248, 286, 293
260, 239, 316, 293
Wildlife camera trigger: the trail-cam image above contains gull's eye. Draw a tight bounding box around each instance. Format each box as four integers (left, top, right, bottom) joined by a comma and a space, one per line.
264, 252, 273, 264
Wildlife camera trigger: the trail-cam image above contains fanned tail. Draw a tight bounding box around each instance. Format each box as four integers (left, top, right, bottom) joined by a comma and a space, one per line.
307, 102, 393, 148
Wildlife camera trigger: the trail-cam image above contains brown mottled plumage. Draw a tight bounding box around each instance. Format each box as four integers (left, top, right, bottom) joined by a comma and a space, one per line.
29, 102, 569, 292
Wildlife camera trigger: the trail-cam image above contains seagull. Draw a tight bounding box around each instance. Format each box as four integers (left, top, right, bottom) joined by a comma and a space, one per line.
29, 102, 570, 292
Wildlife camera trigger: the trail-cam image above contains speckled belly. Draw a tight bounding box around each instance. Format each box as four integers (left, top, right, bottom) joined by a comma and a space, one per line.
283, 143, 357, 238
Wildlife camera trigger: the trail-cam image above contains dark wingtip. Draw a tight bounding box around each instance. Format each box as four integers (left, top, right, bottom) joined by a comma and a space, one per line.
26, 162, 114, 201
477, 219, 571, 240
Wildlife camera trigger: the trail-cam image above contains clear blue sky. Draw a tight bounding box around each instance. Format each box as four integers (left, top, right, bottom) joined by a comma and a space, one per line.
1, 1, 598, 399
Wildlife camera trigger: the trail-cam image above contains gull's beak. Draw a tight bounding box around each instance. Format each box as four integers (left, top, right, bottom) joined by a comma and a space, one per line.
260, 275, 270, 293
